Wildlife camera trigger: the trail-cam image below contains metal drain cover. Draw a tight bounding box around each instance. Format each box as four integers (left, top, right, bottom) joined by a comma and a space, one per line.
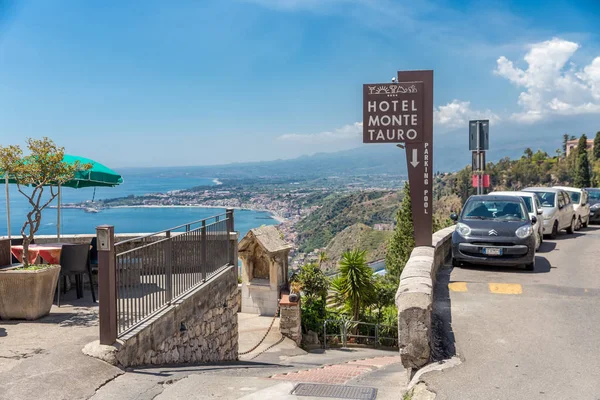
291, 383, 377, 400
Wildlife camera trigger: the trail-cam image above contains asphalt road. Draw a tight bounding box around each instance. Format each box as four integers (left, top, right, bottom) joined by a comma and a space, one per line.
423, 226, 600, 399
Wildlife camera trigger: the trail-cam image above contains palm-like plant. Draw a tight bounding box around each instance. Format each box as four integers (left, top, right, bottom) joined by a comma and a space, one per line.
337, 250, 375, 322
318, 252, 329, 267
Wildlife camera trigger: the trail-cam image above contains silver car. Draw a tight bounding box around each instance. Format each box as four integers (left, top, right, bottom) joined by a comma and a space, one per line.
523, 187, 576, 239
489, 191, 544, 250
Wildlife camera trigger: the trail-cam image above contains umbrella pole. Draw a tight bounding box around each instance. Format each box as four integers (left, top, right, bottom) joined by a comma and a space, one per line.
5, 173, 10, 241
57, 184, 61, 240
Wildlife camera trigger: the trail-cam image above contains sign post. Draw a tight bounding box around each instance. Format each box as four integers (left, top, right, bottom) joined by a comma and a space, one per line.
363, 70, 433, 247
469, 120, 489, 195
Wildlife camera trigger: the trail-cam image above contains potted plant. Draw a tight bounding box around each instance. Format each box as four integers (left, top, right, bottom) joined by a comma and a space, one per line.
0, 138, 90, 320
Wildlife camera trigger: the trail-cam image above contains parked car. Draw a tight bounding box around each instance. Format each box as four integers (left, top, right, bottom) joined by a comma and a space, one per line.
489, 191, 544, 250
451, 195, 537, 270
586, 188, 600, 224
553, 186, 590, 230
523, 187, 576, 239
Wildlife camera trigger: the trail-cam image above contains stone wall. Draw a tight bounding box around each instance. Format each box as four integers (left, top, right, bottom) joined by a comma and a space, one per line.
395, 226, 455, 370
279, 295, 301, 346
114, 265, 239, 367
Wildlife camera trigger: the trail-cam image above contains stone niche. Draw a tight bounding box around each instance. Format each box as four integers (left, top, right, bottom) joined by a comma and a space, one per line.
239, 226, 292, 316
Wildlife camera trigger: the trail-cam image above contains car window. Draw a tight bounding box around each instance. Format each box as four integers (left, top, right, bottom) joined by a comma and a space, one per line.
534, 197, 542, 211
588, 190, 600, 201
519, 196, 533, 213
558, 192, 566, 208
567, 191, 580, 204
462, 199, 527, 221
533, 191, 556, 208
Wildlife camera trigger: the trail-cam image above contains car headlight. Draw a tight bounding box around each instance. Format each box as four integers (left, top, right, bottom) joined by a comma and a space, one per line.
543, 212, 555, 220
516, 225, 533, 239
456, 222, 471, 237
591, 204, 600, 210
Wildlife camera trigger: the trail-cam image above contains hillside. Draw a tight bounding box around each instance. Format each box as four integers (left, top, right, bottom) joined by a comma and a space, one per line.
325, 223, 392, 268
296, 191, 400, 253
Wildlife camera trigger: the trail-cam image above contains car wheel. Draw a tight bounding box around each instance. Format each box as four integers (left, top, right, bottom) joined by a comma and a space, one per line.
550, 221, 558, 239
452, 258, 460, 267
525, 260, 535, 271
575, 217, 582, 231
535, 232, 541, 251
583, 217, 589, 228
566, 217, 576, 234
539, 230, 544, 245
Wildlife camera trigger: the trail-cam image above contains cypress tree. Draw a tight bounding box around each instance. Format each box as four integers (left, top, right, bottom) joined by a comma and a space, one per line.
574, 135, 591, 188
385, 183, 415, 281
593, 131, 600, 161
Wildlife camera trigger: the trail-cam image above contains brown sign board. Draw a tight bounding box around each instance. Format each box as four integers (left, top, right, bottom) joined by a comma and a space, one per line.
363, 82, 424, 143
362, 70, 433, 247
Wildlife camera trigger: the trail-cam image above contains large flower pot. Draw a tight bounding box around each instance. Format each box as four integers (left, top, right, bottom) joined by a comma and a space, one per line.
0, 265, 61, 320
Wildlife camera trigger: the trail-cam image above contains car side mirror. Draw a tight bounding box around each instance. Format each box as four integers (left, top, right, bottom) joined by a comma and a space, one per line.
531, 216, 537, 225
450, 213, 458, 221
537, 210, 543, 215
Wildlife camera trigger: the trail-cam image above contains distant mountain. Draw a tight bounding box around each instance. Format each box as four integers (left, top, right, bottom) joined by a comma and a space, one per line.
122, 128, 564, 180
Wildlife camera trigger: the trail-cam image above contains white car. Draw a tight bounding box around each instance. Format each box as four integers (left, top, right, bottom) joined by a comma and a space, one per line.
553, 186, 590, 230
523, 187, 576, 239
489, 191, 544, 250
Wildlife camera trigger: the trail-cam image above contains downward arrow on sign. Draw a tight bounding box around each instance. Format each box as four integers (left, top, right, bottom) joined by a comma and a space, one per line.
410, 148, 420, 168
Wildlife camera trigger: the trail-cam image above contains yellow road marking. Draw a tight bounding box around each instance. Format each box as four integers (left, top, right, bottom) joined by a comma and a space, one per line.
488, 283, 522, 295
448, 282, 468, 292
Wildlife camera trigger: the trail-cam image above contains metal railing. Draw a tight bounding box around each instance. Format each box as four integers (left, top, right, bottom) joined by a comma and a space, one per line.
97, 210, 236, 343
323, 319, 398, 349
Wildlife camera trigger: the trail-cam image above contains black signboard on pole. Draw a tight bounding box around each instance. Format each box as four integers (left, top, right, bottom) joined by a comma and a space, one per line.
363, 70, 433, 247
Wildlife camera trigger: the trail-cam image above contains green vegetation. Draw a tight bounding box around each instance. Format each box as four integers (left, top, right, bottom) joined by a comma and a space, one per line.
385, 183, 415, 280
294, 250, 398, 341
296, 191, 400, 253
0, 138, 91, 267
575, 134, 592, 188
15, 265, 52, 271
325, 223, 392, 267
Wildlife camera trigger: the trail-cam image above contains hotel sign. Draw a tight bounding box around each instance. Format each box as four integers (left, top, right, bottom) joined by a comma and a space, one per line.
362, 71, 433, 247
363, 82, 424, 143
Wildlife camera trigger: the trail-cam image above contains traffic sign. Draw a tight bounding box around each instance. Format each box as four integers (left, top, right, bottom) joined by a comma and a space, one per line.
469, 120, 489, 151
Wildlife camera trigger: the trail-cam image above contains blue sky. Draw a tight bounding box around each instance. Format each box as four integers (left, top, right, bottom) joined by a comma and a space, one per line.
0, 0, 599, 168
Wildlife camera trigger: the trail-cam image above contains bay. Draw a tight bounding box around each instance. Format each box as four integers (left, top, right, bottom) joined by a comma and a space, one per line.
0, 168, 277, 238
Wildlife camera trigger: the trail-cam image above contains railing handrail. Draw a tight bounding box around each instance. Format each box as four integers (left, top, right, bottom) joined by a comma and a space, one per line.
115, 212, 229, 247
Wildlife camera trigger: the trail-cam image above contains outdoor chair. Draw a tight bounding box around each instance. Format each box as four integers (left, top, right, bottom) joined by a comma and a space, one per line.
89, 237, 98, 270
10, 237, 35, 264
56, 244, 96, 306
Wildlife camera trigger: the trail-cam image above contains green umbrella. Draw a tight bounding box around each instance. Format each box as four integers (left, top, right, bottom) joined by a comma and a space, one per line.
61, 154, 123, 188
3, 154, 123, 240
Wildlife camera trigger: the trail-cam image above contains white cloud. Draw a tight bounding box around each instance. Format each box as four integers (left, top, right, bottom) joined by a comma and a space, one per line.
434, 100, 501, 132
494, 37, 600, 123
278, 122, 363, 143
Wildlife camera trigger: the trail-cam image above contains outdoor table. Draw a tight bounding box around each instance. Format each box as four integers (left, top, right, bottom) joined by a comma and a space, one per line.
10, 243, 76, 265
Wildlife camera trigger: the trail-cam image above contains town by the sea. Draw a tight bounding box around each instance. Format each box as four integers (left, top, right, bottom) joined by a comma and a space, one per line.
0, 168, 277, 238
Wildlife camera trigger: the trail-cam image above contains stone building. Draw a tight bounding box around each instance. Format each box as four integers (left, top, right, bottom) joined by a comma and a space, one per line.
238, 225, 292, 316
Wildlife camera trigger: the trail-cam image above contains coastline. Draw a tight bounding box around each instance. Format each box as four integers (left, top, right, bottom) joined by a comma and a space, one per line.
83, 204, 287, 223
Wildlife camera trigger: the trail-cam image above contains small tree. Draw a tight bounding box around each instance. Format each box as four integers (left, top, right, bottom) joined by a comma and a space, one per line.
593, 131, 600, 161
574, 135, 591, 188
337, 250, 375, 322
386, 183, 415, 280
294, 263, 329, 305
0, 138, 90, 267
317, 251, 329, 268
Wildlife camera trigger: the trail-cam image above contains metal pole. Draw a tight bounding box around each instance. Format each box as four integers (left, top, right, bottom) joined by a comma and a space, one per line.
201, 221, 207, 281
57, 184, 61, 240
476, 122, 481, 195
5, 174, 10, 240
97, 225, 117, 345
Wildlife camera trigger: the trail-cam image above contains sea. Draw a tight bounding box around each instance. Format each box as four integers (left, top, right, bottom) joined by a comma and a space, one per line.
0, 168, 277, 239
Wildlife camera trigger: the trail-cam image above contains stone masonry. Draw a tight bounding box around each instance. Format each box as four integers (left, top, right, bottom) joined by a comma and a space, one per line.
279, 295, 301, 346
114, 265, 239, 367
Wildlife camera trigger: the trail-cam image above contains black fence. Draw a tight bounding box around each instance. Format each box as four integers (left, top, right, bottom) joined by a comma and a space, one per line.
108, 211, 235, 337
323, 319, 398, 349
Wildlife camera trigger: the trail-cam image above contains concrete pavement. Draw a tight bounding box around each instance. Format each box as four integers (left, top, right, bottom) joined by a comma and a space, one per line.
422, 226, 600, 399
0, 291, 122, 400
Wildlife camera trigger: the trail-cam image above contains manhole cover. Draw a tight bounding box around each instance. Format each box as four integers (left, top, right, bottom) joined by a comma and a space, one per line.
292, 383, 377, 400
